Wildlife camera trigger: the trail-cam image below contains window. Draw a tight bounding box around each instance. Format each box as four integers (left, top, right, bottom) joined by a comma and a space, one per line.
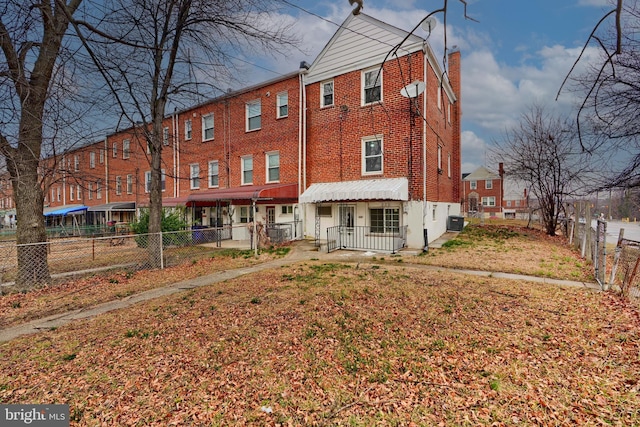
370, 208, 399, 233
57, 187, 61, 201
202, 113, 214, 141
447, 153, 451, 178
115, 176, 122, 195
437, 145, 443, 172
145, 171, 151, 193
362, 136, 383, 175
277, 92, 288, 118
90, 152, 95, 168
77, 185, 81, 200
281, 205, 293, 215
506, 200, 512, 207
239, 206, 253, 223
363, 67, 382, 104
208, 160, 219, 187
190, 164, 200, 189
246, 100, 261, 131
123, 139, 130, 159
437, 85, 442, 110
447, 102, 452, 123
70, 185, 74, 201
112, 142, 117, 158
485, 180, 493, 189
96, 180, 102, 199
241, 156, 253, 185
470, 180, 477, 190
161, 169, 166, 191
127, 174, 133, 194
74, 155, 79, 171
99, 149, 104, 164
88, 183, 93, 200
321, 80, 334, 107
317, 206, 332, 217
482, 196, 496, 207
185, 119, 192, 140
51, 188, 55, 202
266, 152, 280, 183
515, 200, 520, 207
163, 127, 169, 146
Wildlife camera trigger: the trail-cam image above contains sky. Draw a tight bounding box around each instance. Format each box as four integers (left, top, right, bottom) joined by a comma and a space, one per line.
236, 0, 614, 174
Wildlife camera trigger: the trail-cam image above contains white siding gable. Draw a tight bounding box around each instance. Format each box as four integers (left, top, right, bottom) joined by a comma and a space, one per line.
305, 14, 425, 85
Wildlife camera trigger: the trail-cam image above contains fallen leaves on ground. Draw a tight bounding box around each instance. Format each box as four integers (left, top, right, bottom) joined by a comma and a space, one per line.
0, 250, 283, 329
412, 224, 593, 282
1, 260, 639, 425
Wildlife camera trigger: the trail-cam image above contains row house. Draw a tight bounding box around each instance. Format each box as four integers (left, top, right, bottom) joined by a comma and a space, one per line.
31, 12, 462, 250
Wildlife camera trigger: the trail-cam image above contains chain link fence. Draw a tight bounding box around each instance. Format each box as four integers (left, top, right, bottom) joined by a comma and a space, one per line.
0, 223, 292, 291
609, 233, 640, 300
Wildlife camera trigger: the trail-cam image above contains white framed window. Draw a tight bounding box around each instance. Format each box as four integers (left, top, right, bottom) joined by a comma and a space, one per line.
317, 205, 332, 217
51, 188, 55, 202
482, 196, 496, 207
96, 180, 102, 199
239, 206, 253, 223
90, 152, 96, 168
190, 164, 200, 189
208, 160, 219, 187
185, 119, 192, 140
437, 145, 443, 172
115, 176, 122, 195
163, 127, 169, 146
470, 180, 477, 190
77, 185, 81, 200
281, 205, 293, 215
127, 174, 133, 194
447, 153, 451, 178
99, 149, 104, 164
362, 67, 382, 104
506, 200, 512, 207
277, 92, 288, 118
321, 80, 334, 107
447, 102, 452, 123
437, 85, 442, 110
362, 136, 383, 175
485, 180, 493, 189
123, 139, 130, 159
202, 113, 214, 141
241, 156, 253, 185
88, 183, 93, 200
145, 171, 151, 193
57, 187, 61, 201
70, 185, 74, 201
246, 100, 261, 131
74, 155, 80, 171
112, 142, 117, 158
161, 169, 166, 191
266, 152, 280, 183
369, 207, 399, 233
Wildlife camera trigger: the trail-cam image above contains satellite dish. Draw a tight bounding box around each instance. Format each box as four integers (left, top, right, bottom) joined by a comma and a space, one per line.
400, 81, 426, 98
421, 16, 437, 33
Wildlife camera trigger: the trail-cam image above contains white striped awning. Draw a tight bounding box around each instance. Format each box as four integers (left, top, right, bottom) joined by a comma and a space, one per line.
299, 178, 408, 203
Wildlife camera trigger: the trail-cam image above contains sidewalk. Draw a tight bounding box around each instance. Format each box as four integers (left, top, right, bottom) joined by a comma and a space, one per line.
0, 240, 601, 343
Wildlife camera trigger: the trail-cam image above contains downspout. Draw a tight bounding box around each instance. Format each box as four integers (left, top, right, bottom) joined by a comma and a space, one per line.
299, 67, 308, 238
173, 109, 178, 198
104, 138, 109, 204
422, 45, 428, 250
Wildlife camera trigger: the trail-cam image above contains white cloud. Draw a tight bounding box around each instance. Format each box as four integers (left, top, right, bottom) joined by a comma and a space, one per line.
577, 0, 611, 6
461, 130, 488, 173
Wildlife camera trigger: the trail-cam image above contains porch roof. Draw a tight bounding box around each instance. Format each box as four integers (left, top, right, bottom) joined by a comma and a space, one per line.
87, 202, 136, 212
299, 178, 409, 203
44, 204, 88, 217
186, 183, 298, 205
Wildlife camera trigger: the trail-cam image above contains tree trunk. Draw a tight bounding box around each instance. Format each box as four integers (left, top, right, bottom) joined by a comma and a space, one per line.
147, 103, 166, 269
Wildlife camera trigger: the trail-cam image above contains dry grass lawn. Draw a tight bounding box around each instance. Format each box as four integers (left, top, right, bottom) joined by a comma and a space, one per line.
0, 224, 638, 425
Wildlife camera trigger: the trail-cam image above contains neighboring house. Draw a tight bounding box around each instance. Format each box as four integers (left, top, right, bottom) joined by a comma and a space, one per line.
30, 12, 462, 251
462, 165, 503, 217
462, 164, 529, 219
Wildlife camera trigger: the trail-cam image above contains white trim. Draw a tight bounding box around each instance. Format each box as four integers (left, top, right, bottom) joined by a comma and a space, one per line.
362, 66, 382, 105
202, 113, 214, 141
362, 135, 383, 175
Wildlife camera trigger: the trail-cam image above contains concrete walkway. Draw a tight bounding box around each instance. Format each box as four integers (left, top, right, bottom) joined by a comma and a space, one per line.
0, 241, 601, 343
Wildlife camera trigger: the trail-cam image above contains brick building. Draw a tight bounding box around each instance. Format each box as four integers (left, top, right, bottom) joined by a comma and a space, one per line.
17, 12, 462, 250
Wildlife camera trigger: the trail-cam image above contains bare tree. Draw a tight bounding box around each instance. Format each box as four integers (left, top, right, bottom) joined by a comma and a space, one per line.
0, 0, 86, 289
67, 0, 296, 265
490, 105, 593, 236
